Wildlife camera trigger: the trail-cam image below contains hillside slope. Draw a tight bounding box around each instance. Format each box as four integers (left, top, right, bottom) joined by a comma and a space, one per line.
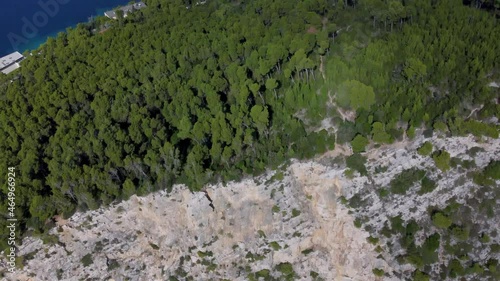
2, 134, 498, 280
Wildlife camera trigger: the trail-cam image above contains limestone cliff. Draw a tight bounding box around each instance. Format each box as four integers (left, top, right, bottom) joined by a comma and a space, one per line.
2, 134, 498, 280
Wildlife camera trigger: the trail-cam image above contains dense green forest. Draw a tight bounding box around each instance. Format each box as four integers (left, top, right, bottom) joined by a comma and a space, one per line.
0, 0, 499, 278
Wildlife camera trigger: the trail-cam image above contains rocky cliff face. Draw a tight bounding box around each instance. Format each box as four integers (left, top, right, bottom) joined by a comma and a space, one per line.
344, 134, 500, 280
3, 159, 387, 281
2, 134, 498, 280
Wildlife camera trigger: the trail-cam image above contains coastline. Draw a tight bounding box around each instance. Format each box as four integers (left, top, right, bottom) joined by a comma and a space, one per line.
0, 0, 130, 57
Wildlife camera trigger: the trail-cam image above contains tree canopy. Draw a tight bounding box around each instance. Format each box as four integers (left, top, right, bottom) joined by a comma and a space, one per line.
0, 1, 499, 279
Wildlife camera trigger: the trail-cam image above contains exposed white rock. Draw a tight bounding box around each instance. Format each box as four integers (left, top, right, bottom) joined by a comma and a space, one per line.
345, 134, 500, 280
2, 161, 390, 281
2, 134, 498, 280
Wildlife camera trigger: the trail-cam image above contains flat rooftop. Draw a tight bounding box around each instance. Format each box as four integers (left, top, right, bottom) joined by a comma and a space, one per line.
0, 52, 23, 69
0, 51, 24, 75
104, 2, 147, 19
1, 63, 21, 75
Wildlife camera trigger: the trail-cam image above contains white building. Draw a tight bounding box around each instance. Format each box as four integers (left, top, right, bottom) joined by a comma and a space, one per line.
0, 51, 24, 75
104, 2, 147, 20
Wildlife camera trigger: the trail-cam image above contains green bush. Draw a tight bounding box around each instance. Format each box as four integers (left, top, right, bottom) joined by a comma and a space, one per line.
337, 80, 375, 110
247, 273, 257, 281
107, 259, 120, 271
462, 120, 499, 138
433, 121, 448, 132
276, 262, 295, 277
346, 153, 368, 176
372, 268, 384, 277
467, 146, 485, 157
197, 251, 213, 258
271, 171, 284, 181
245, 252, 265, 262
351, 135, 369, 153
480, 233, 490, 243
371, 122, 393, 144
484, 161, 500, 180
432, 212, 452, 229
407, 126, 416, 139
486, 259, 498, 273
406, 254, 424, 268
81, 254, 93, 267
461, 159, 476, 169
367, 236, 379, 245
417, 142, 433, 156
421, 233, 440, 264
473, 172, 495, 186
256, 269, 270, 278
492, 244, 500, 253
448, 259, 465, 278
40, 234, 59, 245
344, 168, 355, 178
432, 150, 451, 172
418, 176, 437, 194
354, 218, 363, 228
390, 169, 425, 194
56, 268, 64, 280
452, 226, 470, 241
467, 263, 484, 274
378, 188, 390, 198
423, 233, 440, 252
413, 270, 430, 281
390, 216, 405, 234
272, 205, 280, 213
336, 121, 357, 144
269, 241, 281, 251
401, 221, 420, 249
206, 263, 217, 271
301, 248, 314, 255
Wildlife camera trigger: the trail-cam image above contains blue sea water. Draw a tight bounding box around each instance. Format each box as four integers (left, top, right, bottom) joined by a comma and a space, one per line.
0, 0, 131, 56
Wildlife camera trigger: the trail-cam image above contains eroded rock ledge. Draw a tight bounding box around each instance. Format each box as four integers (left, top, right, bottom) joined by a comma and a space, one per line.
3, 134, 499, 280
3, 161, 387, 280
